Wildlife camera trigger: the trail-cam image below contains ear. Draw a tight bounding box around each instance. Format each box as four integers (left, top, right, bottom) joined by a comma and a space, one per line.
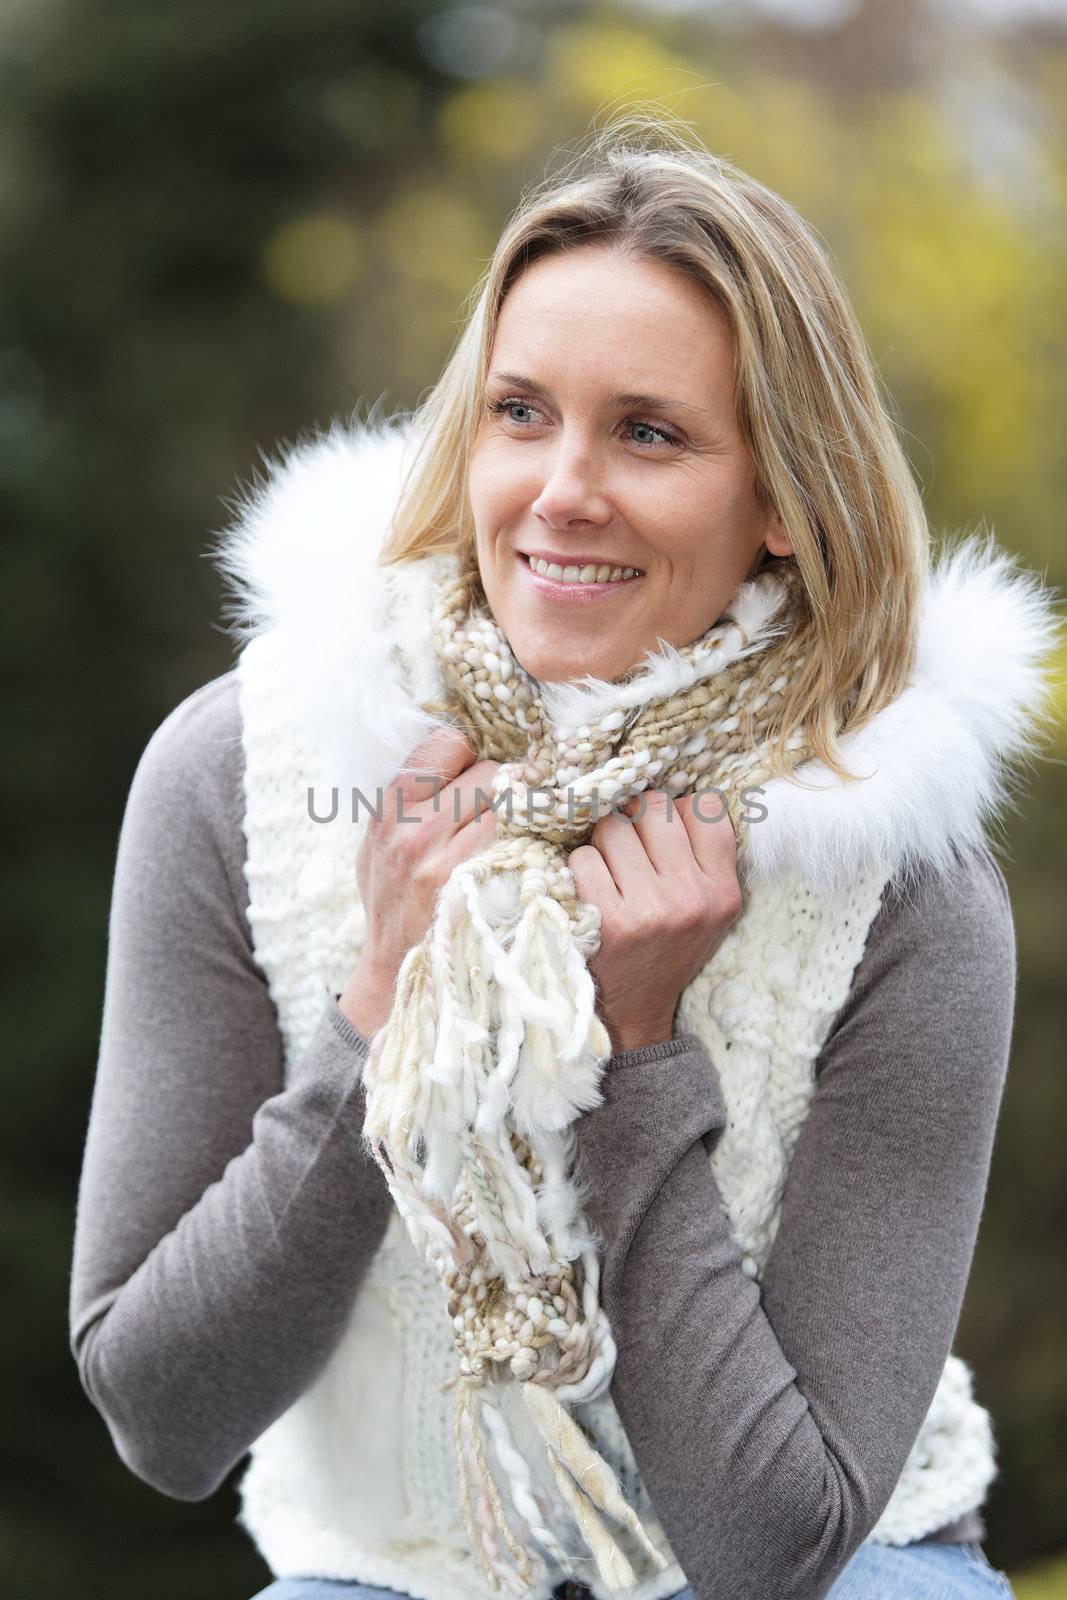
763, 511, 793, 559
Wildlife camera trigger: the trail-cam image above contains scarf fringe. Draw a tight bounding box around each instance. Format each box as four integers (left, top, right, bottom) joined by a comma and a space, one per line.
451, 1376, 671, 1595
363, 840, 614, 1284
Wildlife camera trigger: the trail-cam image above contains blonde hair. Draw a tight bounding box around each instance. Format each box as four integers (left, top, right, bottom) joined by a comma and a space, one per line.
379, 112, 931, 783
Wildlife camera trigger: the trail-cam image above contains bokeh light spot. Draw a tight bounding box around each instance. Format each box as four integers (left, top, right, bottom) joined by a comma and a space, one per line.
439, 80, 543, 165
261, 213, 363, 308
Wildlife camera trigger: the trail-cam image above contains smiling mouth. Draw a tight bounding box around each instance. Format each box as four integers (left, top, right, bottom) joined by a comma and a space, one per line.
520, 553, 644, 586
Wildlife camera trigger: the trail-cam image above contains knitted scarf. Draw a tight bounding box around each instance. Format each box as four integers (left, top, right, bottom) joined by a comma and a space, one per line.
360, 554, 810, 1595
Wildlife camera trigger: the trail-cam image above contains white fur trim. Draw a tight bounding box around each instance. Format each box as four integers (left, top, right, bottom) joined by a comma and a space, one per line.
745, 531, 1060, 896
210, 416, 1060, 895
209, 412, 448, 800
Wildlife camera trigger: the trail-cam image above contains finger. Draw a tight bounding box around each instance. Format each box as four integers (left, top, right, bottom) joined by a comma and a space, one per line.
446, 800, 503, 868
586, 805, 659, 896
444, 760, 506, 833
674, 790, 738, 881
566, 842, 621, 912
393, 725, 477, 808
616, 789, 698, 877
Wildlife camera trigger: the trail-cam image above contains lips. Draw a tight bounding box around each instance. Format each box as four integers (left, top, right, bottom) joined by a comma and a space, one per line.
519, 555, 645, 589
520, 549, 644, 575
517, 552, 645, 605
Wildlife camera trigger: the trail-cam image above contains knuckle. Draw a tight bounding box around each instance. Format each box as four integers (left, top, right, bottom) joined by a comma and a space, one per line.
718, 878, 744, 923
675, 888, 712, 931
410, 852, 440, 890
464, 821, 498, 859
390, 819, 419, 857
712, 816, 740, 857
630, 906, 661, 941
389, 820, 420, 859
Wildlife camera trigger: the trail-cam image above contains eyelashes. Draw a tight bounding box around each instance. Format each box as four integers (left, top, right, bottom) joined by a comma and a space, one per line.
485, 396, 683, 451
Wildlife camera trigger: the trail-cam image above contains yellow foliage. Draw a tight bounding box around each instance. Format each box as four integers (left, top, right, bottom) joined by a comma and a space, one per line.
438, 80, 544, 167
1043, 634, 1067, 753
378, 190, 494, 296
1012, 1551, 1067, 1599
548, 21, 693, 110
260, 213, 363, 308
692, 75, 846, 223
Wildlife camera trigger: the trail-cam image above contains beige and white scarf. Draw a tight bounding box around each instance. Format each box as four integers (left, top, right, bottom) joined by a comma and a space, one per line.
360, 555, 810, 1595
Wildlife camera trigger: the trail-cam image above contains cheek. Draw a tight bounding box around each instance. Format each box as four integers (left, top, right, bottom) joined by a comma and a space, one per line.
468, 446, 531, 532
639, 482, 716, 575
466, 455, 489, 527
664, 469, 758, 561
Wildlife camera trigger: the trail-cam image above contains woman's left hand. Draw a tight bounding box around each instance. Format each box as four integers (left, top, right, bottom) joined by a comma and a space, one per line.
566, 790, 743, 1054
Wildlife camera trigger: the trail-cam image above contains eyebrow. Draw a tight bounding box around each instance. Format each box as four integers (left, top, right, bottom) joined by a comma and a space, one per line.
487, 370, 704, 416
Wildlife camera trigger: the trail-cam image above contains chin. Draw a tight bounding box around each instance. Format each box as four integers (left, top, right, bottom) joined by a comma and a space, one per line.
516, 644, 620, 686
497, 611, 628, 685
512, 647, 563, 683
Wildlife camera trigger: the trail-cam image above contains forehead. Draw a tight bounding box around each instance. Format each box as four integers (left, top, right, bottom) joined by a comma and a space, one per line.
491, 247, 734, 399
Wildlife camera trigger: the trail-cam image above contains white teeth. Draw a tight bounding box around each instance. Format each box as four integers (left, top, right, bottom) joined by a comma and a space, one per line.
527, 556, 641, 585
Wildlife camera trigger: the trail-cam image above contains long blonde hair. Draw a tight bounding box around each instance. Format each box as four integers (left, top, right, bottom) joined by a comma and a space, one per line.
379, 112, 930, 783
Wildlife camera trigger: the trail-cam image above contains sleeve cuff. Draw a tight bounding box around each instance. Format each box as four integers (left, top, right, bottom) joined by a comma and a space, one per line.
606, 1031, 708, 1070
327, 997, 372, 1057
318, 1011, 714, 1101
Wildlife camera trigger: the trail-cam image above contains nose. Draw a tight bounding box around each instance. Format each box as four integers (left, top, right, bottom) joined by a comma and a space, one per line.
530, 438, 612, 531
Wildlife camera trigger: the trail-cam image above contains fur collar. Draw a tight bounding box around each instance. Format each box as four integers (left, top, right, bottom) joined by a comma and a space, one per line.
210, 414, 1059, 899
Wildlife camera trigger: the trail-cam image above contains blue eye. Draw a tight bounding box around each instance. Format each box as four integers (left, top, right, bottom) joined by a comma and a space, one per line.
490, 398, 541, 426
628, 419, 680, 449
486, 397, 681, 450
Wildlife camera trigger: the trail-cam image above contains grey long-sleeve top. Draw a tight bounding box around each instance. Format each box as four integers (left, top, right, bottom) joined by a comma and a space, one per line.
69, 668, 1017, 1600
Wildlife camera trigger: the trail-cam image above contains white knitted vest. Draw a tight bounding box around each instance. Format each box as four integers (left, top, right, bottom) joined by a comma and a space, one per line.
212, 418, 1053, 1600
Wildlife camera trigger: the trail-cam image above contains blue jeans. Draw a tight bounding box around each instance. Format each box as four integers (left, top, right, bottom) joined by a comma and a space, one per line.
251, 1538, 1015, 1599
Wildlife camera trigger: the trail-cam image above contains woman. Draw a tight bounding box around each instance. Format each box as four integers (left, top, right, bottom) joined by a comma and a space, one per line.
69, 120, 1056, 1600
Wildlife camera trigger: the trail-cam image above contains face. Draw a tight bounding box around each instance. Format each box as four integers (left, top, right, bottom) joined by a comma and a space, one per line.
466, 244, 793, 685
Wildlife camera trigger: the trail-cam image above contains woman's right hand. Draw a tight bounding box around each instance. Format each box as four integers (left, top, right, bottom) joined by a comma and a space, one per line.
338, 726, 502, 1038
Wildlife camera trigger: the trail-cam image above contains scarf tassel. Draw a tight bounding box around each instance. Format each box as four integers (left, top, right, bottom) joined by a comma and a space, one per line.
365, 848, 614, 1284
451, 1376, 669, 1594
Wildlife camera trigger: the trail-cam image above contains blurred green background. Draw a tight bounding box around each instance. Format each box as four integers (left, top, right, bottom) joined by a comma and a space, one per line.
2, 0, 1064, 1595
